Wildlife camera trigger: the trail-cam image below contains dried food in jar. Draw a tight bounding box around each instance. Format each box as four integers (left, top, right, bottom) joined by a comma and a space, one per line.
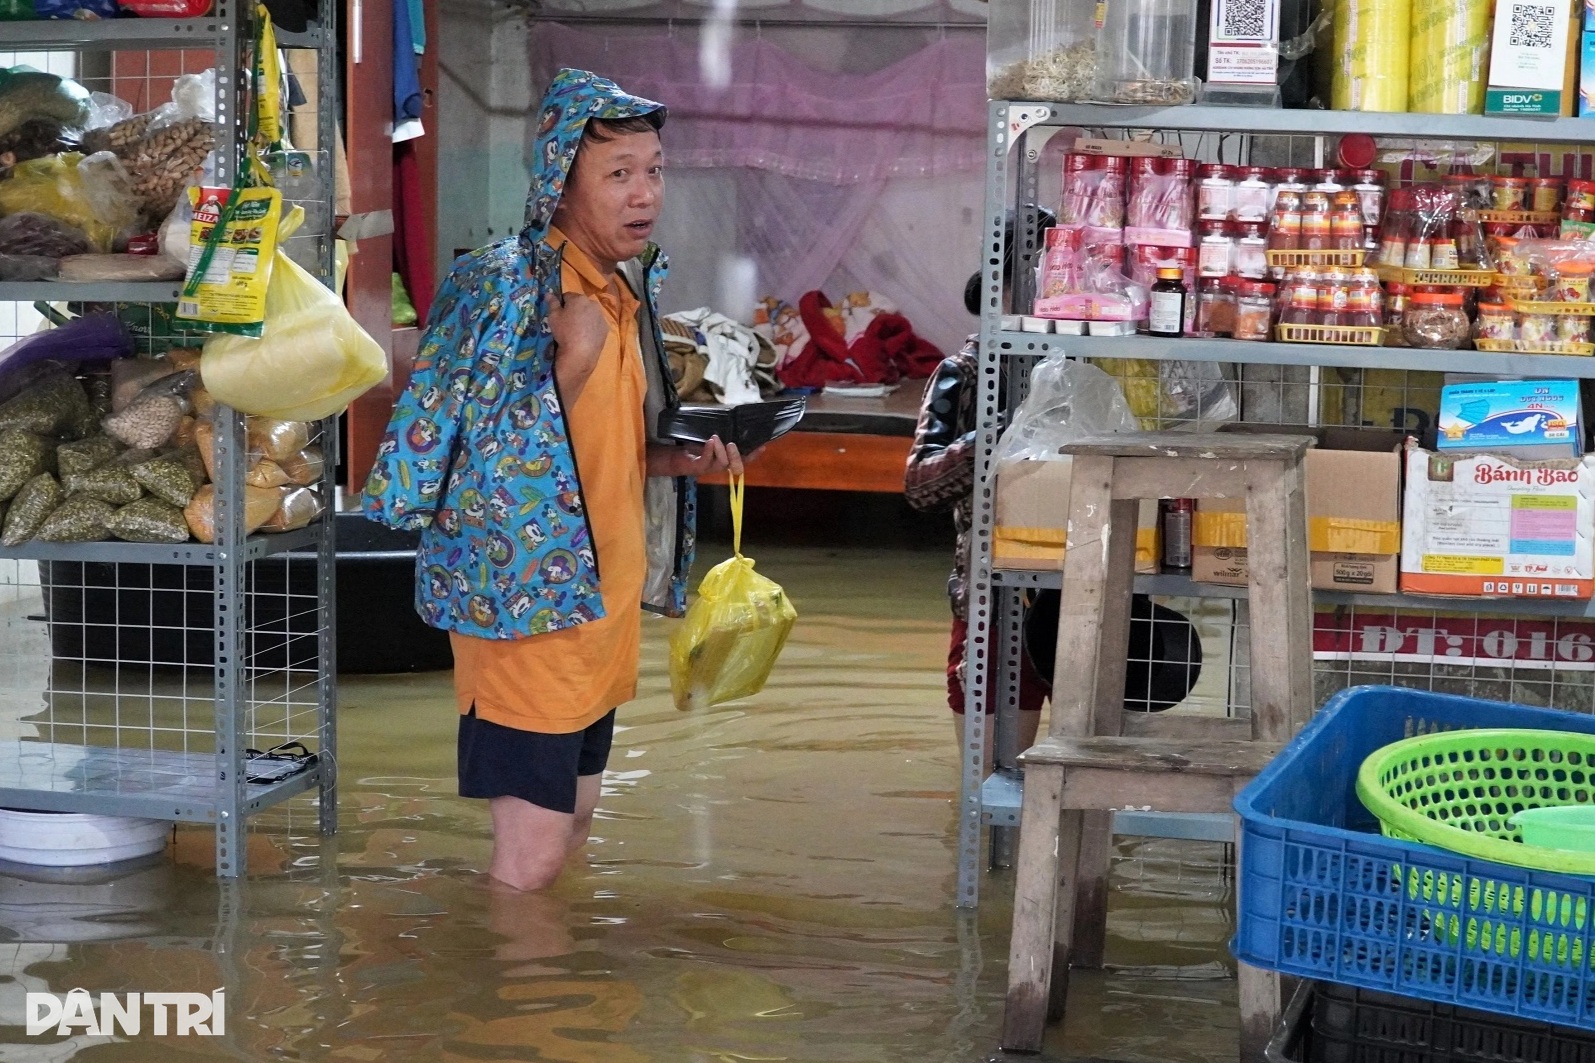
107, 496, 189, 544
261, 485, 323, 532
0, 428, 51, 501
1, 472, 60, 546
54, 435, 118, 477
986, 39, 1099, 103
1519, 311, 1559, 346
36, 494, 114, 543
0, 212, 90, 259
1233, 283, 1274, 340
1474, 302, 1515, 341
183, 483, 284, 543
1490, 176, 1529, 211
1403, 291, 1470, 349
63, 464, 142, 506
1531, 178, 1564, 213
0, 371, 93, 439
129, 455, 199, 507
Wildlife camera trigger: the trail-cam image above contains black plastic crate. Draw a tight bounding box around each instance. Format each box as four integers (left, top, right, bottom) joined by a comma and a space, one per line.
1267, 983, 1595, 1063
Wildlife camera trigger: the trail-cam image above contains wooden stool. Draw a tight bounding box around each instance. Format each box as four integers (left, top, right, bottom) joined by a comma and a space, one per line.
1001, 432, 1316, 1060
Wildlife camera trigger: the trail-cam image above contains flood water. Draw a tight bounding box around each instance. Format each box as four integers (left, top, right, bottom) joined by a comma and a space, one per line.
0, 537, 1240, 1062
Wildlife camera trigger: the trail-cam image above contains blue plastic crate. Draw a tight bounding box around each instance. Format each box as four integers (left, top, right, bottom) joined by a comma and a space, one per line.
1235, 686, 1595, 1030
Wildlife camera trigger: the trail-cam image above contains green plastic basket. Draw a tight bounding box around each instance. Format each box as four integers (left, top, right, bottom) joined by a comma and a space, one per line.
1355, 728, 1595, 876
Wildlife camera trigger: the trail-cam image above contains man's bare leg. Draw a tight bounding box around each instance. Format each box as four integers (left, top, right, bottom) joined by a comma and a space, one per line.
568, 772, 602, 856
488, 796, 575, 891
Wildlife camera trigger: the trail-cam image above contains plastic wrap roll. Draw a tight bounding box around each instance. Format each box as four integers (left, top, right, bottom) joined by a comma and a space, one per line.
1331, 0, 1411, 112
1408, 0, 1489, 113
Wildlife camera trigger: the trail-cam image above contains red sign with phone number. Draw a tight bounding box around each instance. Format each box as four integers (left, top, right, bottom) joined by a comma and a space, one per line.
1313, 610, 1595, 671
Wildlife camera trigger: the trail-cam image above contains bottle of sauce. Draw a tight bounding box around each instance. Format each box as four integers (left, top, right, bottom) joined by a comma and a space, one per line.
1147, 267, 1187, 337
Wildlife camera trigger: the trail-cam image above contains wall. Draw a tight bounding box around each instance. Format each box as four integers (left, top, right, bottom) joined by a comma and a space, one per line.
436, 0, 535, 271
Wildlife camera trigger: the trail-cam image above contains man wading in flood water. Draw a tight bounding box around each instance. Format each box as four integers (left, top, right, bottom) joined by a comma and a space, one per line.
364, 69, 744, 890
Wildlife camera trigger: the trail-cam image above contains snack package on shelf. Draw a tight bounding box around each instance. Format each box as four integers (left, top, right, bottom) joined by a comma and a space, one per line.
183, 483, 282, 543
176, 185, 284, 336
1033, 226, 1149, 322
0, 152, 140, 253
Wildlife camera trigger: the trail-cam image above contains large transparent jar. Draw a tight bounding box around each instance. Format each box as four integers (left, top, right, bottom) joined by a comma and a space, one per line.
1093, 0, 1198, 104
987, 0, 1100, 101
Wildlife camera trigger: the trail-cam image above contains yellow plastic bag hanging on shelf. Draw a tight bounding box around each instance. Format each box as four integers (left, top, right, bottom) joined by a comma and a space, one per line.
669, 475, 797, 711
199, 206, 387, 421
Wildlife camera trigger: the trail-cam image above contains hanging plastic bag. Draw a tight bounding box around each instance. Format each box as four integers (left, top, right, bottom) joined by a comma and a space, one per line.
668, 476, 797, 712
198, 223, 386, 421
995, 356, 1140, 463
1090, 358, 1239, 430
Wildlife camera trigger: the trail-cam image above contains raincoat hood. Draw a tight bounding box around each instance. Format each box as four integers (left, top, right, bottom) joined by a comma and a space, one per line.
524, 68, 667, 238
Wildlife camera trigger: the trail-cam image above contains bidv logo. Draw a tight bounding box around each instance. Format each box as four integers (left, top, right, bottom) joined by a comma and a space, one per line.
1502, 93, 1546, 104
26, 988, 225, 1036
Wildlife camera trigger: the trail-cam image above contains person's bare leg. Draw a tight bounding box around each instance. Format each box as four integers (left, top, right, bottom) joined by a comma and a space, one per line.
952, 709, 1045, 775
567, 773, 602, 857
488, 795, 575, 891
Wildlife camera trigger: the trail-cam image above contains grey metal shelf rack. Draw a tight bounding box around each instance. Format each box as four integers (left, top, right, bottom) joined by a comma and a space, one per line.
960, 98, 1595, 907
0, 0, 340, 877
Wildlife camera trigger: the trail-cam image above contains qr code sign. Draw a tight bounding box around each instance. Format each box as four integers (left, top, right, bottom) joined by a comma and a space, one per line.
1217, 0, 1269, 39
1508, 2, 1557, 49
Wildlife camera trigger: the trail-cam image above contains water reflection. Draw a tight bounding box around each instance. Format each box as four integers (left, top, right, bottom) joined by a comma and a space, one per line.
0, 547, 1237, 1062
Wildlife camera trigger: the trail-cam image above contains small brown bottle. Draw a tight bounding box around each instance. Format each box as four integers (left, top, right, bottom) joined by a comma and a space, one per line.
1148, 267, 1187, 337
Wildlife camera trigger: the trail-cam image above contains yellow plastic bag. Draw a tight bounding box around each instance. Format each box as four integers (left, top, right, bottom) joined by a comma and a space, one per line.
669, 476, 797, 711
199, 229, 386, 421
0, 152, 138, 253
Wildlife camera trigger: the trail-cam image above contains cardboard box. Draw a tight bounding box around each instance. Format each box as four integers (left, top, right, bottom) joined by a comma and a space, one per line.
1190, 428, 1404, 593
992, 456, 1159, 573
1487, 0, 1574, 115
1438, 379, 1582, 459
1400, 442, 1595, 598
1070, 138, 1183, 159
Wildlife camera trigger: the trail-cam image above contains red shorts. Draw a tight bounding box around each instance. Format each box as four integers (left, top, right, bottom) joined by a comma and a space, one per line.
947, 616, 1051, 715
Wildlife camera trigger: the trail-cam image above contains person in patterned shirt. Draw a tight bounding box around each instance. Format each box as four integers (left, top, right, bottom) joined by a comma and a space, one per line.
904, 213, 1053, 764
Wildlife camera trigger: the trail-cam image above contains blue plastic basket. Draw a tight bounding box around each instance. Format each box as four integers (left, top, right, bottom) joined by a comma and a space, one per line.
1235, 686, 1595, 1030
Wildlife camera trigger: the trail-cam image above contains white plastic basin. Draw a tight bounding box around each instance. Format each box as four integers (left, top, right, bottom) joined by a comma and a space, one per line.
0, 809, 170, 866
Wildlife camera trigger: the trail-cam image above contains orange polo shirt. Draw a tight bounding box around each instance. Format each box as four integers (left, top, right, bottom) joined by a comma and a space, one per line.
449, 228, 650, 733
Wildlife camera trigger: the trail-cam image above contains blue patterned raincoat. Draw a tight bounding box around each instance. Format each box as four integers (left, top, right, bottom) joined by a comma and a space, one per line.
361, 69, 693, 640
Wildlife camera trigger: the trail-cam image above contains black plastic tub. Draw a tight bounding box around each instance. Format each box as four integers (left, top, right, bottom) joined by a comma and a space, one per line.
42, 512, 452, 675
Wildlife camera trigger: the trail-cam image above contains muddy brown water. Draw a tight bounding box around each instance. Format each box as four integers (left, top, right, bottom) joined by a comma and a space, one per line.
0, 544, 1238, 1062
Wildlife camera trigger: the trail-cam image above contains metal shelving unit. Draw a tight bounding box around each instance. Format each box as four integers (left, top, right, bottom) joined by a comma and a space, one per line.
0, 0, 340, 877
959, 98, 1595, 907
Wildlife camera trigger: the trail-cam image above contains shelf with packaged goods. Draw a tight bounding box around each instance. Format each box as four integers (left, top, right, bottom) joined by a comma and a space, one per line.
993, 566, 1595, 617
0, 16, 224, 50
1022, 102, 1595, 145
0, 524, 322, 566
0, 280, 182, 305
992, 330, 1595, 377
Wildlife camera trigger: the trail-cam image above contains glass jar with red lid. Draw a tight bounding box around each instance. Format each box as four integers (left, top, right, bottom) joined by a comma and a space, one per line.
1197, 164, 1236, 222
1234, 167, 1273, 222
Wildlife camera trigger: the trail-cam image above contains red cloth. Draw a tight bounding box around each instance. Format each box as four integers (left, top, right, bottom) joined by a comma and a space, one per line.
947, 617, 1050, 715
393, 141, 435, 325
777, 290, 943, 389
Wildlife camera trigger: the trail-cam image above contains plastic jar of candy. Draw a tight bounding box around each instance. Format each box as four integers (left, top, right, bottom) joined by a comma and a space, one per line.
1197, 164, 1236, 222
1473, 302, 1515, 341
1383, 283, 1410, 346
1518, 311, 1559, 347
1557, 316, 1592, 343
1530, 178, 1563, 213
1195, 279, 1235, 336
1353, 170, 1386, 228
1404, 290, 1469, 348
1346, 268, 1383, 328
1490, 176, 1529, 212
1233, 167, 1272, 222
1552, 262, 1594, 303
1301, 206, 1331, 252
1197, 220, 1235, 277
1233, 282, 1274, 340
1235, 221, 1269, 278
1279, 269, 1322, 327
1268, 203, 1302, 252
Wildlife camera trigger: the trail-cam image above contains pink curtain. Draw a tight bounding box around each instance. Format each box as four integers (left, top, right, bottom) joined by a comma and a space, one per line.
530, 24, 987, 181
529, 24, 988, 355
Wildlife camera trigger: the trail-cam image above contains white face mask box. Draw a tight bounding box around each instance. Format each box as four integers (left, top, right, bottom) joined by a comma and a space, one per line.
1401, 440, 1595, 599
1436, 379, 1583, 460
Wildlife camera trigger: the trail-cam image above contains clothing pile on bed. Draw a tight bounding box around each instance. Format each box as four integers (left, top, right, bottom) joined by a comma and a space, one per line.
752, 290, 942, 391
659, 309, 781, 405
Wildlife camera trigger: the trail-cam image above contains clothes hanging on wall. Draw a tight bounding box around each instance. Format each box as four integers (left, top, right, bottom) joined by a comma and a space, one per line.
393, 140, 435, 325
392, 0, 424, 141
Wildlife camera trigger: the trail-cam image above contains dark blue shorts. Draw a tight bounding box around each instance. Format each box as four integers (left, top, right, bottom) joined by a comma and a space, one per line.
456, 706, 617, 814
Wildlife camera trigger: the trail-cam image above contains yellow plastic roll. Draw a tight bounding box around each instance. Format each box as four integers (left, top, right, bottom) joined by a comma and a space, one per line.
1408, 0, 1490, 113
1331, 0, 1411, 112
